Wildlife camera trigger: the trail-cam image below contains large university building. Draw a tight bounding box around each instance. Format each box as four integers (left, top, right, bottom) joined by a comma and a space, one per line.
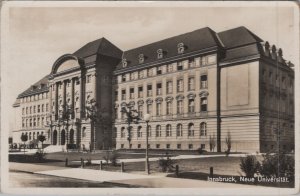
12, 26, 295, 152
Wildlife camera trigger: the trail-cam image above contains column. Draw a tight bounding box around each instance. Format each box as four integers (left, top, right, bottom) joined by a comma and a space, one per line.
55, 82, 59, 120
71, 78, 75, 119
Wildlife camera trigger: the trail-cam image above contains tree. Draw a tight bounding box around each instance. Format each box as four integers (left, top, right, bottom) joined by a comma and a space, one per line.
120, 105, 140, 144
225, 131, 231, 156
38, 134, 46, 149
240, 155, 260, 178
20, 134, 28, 154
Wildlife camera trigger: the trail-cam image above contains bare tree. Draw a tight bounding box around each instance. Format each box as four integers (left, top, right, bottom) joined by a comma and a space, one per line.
225, 131, 232, 156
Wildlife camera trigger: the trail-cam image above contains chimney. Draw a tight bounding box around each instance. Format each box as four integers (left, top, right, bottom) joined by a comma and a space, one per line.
277, 48, 283, 63
271, 45, 277, 60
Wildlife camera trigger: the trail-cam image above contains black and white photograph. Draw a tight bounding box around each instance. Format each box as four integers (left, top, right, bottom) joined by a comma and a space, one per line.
1, 1, 299, 195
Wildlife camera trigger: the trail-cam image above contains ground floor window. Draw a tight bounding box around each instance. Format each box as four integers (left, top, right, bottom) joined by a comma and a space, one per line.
177, 144, 181, 149
121, 144, 124, 148
138, 144, 141, 149
188, 144, 193, 150
201, 144, 205, 149
166, 144, 170, 149
156, 144, 160, 149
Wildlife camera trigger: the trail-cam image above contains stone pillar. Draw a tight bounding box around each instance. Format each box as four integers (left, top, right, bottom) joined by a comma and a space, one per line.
55, 82, 59, 120
71, 78, 75, 119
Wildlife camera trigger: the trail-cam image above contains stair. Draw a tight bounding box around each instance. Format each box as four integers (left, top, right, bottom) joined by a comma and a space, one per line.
44, 145, 66, 153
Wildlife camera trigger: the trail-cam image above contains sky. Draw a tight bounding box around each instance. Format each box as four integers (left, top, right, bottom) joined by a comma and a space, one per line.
1, 2, 298, 134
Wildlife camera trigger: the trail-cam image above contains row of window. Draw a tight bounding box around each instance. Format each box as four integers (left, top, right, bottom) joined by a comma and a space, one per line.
262, 68, 293, 90
22, 104, 49, 115
21, 131, 48, 141
116, 97, 207, 119
119, 123, 207, 138
118, 55, 216, 83
20, 92, 49, 103
120, 143, 205, 150
117, 75, 208, 100
22, 117, 45, 128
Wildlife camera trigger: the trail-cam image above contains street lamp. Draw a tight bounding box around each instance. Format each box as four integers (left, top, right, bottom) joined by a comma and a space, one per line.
144, 113, 151, 175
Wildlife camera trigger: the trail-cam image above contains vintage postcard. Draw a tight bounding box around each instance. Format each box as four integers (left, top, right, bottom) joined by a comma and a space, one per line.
1, 1, 299, 195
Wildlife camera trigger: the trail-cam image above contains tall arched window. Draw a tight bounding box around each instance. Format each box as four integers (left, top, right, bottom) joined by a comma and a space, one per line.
166, 124, 172, 137
121, 127, 125, 138
200, 122, 207, 136
156, 125, 161, 137
176, 124, 183, 137
82, 127, 86, 137
188, 123, 194, 137
137, 126, 142, 138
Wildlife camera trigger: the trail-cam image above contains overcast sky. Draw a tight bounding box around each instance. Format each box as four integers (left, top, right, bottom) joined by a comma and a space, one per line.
1, 2, 298, 134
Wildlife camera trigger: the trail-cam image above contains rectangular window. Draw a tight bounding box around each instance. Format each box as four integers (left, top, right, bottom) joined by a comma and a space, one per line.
130, 88, 134, 99
138, 86, 143, 98
156, 144, 160, 149
86, 75, 92, 83
138, 144, 141, 149
167, 64, 173, 72
177, 100, 183, 114
121, 144, 124, 148
115, 91, 118, 101
166, 144, 170, 149
188, 144, 193, 150
156, 103, 161, 116
46, 104, 48, 112
157, 67, 162, 75
22, 108, 25, 115
177, 62, 183, 71
177, 144, 181, 149
114, 108, 118, 119
201, 56, 207, 66
201, 97, 207, 112
188, 99, 195, 113
177, 79, 183, 92
130, 73, 135, 80
147, 85, 152, 97
33, 106, 36, 113
121, 89, 126, 100
188, 77, 195, 91
38, 105, 40, 113
122, 75, 126, 82
166, 102, 172, 115
147, 104, 152, 114
156, 83, 162, 95
201, 144, 205, 149
166, 81, 173, 94
147, 68, 153, 77
139, 71, 144, 79
200, 75, 208, 89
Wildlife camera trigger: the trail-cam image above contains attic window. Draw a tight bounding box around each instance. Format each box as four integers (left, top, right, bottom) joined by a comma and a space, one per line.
138, 54, 144, 64
122, 59, 127, 68
177, 43, 185, 54
157, 49, 163, 59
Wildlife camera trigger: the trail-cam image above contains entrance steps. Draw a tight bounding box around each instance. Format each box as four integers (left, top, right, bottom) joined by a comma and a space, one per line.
44, 145, 65, 153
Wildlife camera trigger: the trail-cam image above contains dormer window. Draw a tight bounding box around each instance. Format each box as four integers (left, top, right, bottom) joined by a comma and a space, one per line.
122, 59, 127, 68
157, 49, 163, 59
177, 43, 185, 54
138, 54, 144, 64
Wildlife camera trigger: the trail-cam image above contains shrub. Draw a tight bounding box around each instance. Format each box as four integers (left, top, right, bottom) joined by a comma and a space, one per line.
240, 155, 260, 178
158, 153, 176, 172
225, 132, 232, 156
102, 151, 110, 164
86, 158, 92, 166
109, 150, 120, 166
259, 152, 295, 182
33, 149, 46, 161
197, 147, 206, 155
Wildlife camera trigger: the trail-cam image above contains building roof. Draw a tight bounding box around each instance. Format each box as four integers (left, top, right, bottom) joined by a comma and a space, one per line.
17, 75, 49, 98
73, 38, 123, 60
115, 27, 222, 70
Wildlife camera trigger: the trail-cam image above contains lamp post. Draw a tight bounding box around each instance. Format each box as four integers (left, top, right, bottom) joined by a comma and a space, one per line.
144, 113, 151, 175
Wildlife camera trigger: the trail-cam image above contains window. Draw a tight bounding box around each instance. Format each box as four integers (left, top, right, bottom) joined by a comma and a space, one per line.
156, 102, 161, 116
138, 105, 143, 118
139, 54, 144, 64
41, 117, 44, 126
177, 144, 181, 149
166, 81, 173, 94
156, 83, 162, 95
138, 144, 141, 149
166, 124, 172, 137
200, 122, 207, 136
177, 100, 183, 114
26, 119, 28, 127
188, 123, 194, 137
37, 118, 40, 126
188, 144, 193, 150
201, 97, 207, 112
26, 107, 28, 114
166, 144, 170, 149
157, 49, 163, 59
122, 75, 126, 82
115, 91, 118, 101
195, 57, 201, 66
121, 127, 125, 138
121, 144, 124, 148
138, 86, 143, 98
156, 125, 161, 137
38, 105, 41, 113
275, 74, 279, 87
167, 64, 173, 72
130, 88, 134, 99
22, 120, 25, 128
177, 43, 185, 54
33, 106, 36, 113
139, 71, 144, 79
114, 108, 118, 119
22, 108, 24, 115
147, 85, 152, 96
130, 73, 135, 80
177, 79, 183, 92
200, 75, 208, 89
137, 126, 142, 138
188, 77, 195, 91
269, 72, 273, 84
156, 144, 160, 149
41, 104, 44, 112
121, 89, 126, 100
176, 124, 182, 137
282, 77, 286, 89
29, 132, 31, 140
122, 59, 127, 67
188, 99, 195, 113
166, 102, 172, 115
177, 62, 183, 71
147, 68, 153, 77
157, 67, 162, 75
147, 103, 152, 114
86, 75, 91, 83
33, 118, 36, 127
